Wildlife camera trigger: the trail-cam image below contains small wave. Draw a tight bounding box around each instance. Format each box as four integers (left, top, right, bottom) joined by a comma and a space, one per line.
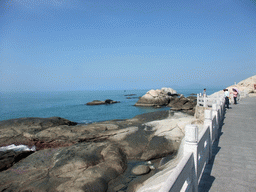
0, 144, 36, 152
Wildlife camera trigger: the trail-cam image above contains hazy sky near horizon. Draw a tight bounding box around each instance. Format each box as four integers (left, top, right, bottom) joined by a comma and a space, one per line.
1, 0, 255, 92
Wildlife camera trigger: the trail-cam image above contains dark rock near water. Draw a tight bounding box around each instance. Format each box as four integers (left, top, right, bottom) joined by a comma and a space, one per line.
0, 150, 34, 171
167, 93, 180, 97
0, 116, 77, 130
86, 100, 105, 105
168, 96, 197, 115
0, 117, 77, 148
124, 94, 137, 96
126, 97, 140, 99
86, 99, 120, 105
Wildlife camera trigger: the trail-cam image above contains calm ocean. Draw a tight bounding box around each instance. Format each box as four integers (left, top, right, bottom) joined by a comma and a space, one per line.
0, 88, 221, 123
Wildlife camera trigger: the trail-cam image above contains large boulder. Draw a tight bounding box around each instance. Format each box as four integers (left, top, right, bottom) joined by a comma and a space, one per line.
135, 88, 177, 107
0, 142, 127, 192
140, 136, 176, 161
131, 165, 151, 175
168, 96, 197, 115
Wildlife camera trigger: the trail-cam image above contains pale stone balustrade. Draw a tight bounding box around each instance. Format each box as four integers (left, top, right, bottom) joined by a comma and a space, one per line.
159, 94, 225, 192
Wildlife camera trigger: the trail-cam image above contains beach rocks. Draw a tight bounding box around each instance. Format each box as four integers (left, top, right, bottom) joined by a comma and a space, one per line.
86, 99, 120, 105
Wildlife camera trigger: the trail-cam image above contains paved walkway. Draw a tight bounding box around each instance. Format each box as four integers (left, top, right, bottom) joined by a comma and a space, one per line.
199, 96, 256, 192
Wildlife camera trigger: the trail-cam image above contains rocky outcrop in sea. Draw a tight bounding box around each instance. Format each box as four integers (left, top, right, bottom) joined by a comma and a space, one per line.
86, 99, 120, 105
135, 87, 197, 115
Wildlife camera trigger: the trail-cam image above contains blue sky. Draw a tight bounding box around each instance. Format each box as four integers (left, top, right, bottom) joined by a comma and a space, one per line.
1, 0, 255, 92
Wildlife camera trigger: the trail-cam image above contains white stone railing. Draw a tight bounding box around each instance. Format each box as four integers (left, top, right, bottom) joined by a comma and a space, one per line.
159, 95, 225, 192
197, 90, 248, 107
197, 93, 223, 107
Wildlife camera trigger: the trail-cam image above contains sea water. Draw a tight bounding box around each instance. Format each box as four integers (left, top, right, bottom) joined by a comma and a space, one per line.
0, 88, 221, 123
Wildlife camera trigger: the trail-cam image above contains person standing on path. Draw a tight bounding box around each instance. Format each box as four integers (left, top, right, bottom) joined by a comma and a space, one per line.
202, 88, 207, 97
224, 89, 230, 108
233, 88, 238, 104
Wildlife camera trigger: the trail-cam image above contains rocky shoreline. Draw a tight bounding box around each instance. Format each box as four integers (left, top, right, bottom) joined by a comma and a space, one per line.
2, 75, 255, 192
0, 109, 198, 191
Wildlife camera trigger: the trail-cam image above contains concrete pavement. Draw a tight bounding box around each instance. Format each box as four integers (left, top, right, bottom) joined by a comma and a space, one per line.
198, 96, 256, 192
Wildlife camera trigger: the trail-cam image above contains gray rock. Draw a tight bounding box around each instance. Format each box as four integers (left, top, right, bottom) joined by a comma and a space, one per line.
86, 100, 106, 105
0, 116, 77, 130
135, 89, 173, 107
0, 142, 127, 192
131, 165, 151, 175
0, 150, 34, 171
0, 117, 77, 149
140, 136, 176, 161
113, 184, 126, 191
168, 97, 197, 115
86, 99, 120, 105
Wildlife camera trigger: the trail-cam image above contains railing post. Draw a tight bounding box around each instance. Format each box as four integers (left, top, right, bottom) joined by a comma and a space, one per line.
218, 96, 224, 123
216, 100, 221, 123
197, 94, 199, 106
212, 104, 219, 140
184, 124, 199, 192
203, 94, 206, 107
204, 110, 213, 160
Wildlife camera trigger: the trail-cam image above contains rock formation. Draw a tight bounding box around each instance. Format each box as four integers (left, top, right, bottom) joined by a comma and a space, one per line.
86, 99, 120, 105
210, 75, 256, 98
168, 95, 197, 115
236, 75, 256, 93
135, 88, 177, 107
135, 87, 197, 115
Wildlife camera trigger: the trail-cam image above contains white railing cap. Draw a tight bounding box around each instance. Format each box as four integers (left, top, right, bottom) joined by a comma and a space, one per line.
212, 104, 217, 111
185, 124, 198, 143
204, 109, 212, 120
